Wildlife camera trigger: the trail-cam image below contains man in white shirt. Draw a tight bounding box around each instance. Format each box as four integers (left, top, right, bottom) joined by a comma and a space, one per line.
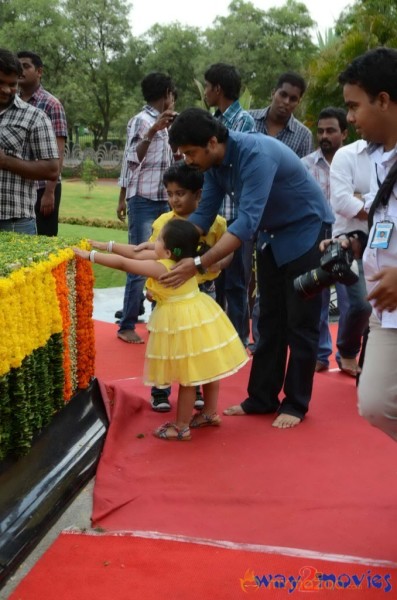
301, 107, 348, 373
338, 47, 397, 441
329, 140, 372, 376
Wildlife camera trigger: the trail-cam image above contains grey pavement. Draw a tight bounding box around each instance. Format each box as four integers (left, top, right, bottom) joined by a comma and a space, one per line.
1, 287, 147, 599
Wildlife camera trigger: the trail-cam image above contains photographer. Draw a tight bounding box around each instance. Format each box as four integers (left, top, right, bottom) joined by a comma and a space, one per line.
326, 48, 397, 441
328, 139, 373, 377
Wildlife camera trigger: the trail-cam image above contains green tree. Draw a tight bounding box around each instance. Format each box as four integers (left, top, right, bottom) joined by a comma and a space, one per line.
0, 0, 70, 88
81, 158, 98, 195
63, 0, 134, 146
140, 23, 206, 110
201, 0, 316, 108
303, 0, 397, 131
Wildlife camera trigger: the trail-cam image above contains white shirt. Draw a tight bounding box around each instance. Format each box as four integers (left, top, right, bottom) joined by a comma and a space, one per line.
364, 144, 397, 327
301, 148, 330, 201
330, 140, 371, 237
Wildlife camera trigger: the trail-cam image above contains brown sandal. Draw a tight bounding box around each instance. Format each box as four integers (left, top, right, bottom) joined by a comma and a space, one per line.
190, 413, 221, 429
153, 422, 191, 441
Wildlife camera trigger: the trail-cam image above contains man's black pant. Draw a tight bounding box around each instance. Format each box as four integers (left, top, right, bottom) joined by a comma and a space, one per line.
242, 225, 328, 420
35, 182, 62, 237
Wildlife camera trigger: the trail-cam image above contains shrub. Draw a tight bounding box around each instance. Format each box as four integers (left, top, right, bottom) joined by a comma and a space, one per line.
81, 158, 98, 194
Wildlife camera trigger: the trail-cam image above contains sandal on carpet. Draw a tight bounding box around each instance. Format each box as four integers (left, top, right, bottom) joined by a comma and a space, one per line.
190, 413, 221, 429
153, 422, 191, 441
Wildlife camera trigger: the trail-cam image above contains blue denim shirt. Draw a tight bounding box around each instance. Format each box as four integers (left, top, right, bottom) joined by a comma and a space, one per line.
189, 130, 334, 266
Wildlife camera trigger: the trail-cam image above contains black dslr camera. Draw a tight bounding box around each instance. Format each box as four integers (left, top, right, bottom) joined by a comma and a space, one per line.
293, 241, 359, 299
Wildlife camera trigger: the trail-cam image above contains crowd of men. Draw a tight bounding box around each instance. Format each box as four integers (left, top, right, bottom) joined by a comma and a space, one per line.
2, 45, 397, 442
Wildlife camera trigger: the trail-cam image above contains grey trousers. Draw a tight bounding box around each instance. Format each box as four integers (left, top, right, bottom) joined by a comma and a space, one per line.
358, 313, 397, 441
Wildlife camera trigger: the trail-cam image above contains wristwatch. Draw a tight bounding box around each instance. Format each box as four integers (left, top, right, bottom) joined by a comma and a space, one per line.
194, 256, 207, 275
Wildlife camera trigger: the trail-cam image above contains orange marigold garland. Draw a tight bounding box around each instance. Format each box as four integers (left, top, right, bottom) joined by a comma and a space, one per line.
67, 260, 78, 393
74, 254, 95, 388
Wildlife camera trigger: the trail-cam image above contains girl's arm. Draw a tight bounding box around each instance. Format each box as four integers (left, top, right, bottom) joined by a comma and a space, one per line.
88, 239, 157, 260
73, 248, 166, 279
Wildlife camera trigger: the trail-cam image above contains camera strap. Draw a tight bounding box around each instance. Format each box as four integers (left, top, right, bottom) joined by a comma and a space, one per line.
368, 159, 397, 230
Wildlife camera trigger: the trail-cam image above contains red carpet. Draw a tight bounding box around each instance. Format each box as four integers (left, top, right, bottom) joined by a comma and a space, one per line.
92, 321, 397, 564
8, 531, 397, 599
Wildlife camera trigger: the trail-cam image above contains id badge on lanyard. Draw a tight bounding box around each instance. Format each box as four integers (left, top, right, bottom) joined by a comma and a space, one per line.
370, 220, 394, 249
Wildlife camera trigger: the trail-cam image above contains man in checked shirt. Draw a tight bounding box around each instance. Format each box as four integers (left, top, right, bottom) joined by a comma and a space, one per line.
116, 72, 177, 344
18, 50, 68, 237
0, 48, 58, 235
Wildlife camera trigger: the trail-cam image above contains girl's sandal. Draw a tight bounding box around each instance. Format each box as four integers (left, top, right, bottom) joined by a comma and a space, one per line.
190, 413, 221, 429
154, 422, 191, 441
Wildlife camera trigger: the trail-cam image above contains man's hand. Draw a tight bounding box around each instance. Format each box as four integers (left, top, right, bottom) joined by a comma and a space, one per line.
39, 189, 55, 216
154, 110, 178, 132
0, 149, 8, 169
319, 236, 363, 259
319, 237, 350, 253
159, 257, 197, 287
117, 187, 127, 222
367, 267, 397, 312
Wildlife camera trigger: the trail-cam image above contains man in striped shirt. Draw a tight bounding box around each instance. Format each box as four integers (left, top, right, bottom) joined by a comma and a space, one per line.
116, 72, 177, 344
0, 48, 58, 235
18, 51, 68, 237
250, 71, 314, 158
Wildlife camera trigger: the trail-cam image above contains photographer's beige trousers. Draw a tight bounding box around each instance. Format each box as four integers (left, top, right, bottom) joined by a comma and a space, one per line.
358, 314, 397, 441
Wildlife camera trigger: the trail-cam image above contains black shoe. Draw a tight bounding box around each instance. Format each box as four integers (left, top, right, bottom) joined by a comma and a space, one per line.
114, 309, 123, 319
150, 395, 171, 412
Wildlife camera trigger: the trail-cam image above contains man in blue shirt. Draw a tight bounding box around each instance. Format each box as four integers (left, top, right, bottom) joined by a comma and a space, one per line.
162, 108, 333, 428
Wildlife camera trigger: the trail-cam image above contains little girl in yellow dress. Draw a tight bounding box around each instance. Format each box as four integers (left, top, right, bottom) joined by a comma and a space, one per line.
74, 219, 248, 441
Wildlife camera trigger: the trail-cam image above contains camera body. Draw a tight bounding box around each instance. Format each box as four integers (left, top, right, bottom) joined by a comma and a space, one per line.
294, 242, 359, 298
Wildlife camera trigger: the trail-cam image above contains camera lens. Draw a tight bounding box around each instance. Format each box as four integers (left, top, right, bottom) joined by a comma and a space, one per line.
293, 267, 335, 298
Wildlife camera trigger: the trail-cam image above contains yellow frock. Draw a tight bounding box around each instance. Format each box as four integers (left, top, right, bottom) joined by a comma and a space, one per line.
144, 259, 249, 388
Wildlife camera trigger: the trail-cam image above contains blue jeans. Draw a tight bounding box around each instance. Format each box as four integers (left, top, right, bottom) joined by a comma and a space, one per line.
215, 234, 251, 346
317, 285, 350, 365
118, 196, 169, 332
317, 259, 371, 364
0, 217, 36, 234
336, 259, 372, 359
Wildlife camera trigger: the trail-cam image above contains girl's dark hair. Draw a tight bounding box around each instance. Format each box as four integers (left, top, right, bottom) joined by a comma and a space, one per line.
162, 161, 203, 192
161, 219, 200, 261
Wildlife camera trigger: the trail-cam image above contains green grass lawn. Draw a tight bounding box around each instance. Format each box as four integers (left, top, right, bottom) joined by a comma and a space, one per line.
61, 180, 120, 221
59, 181, 128, 288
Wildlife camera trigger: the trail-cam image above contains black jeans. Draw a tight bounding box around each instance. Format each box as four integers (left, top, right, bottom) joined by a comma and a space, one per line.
242, 224, 328, 419
35, 182, 62, 237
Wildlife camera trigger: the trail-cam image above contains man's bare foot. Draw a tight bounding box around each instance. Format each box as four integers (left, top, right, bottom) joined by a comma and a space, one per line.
272, 414, 301, 429
338, 357, 361, 378
223, 404, 246, 416
117, 330, 144, 344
